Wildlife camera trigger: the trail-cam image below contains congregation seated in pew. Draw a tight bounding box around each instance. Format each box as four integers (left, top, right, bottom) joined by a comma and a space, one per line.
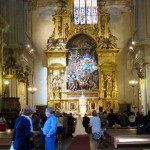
137, 111, 150, 134
0, 113, 6, 132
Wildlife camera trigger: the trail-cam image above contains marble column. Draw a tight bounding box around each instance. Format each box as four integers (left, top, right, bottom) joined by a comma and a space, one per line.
0, 15, 9, 109
0, 39, 4, 101
145, 63, 150, 112
140, 79, 147, 115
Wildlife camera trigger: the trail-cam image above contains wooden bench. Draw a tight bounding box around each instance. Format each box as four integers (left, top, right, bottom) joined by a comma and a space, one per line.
0, 130, 41, 149
0, 130, 12, 148
104, 128, 136, 144
104, 128, 150, 148
114, 134, 150, 148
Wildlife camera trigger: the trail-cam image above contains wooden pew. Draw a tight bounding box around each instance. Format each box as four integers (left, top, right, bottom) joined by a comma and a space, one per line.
104, 128, 150, 148
0, 130, 12, 149
114, 134, 150, 148
0, 130, 41, 149
104, 128, 136, 144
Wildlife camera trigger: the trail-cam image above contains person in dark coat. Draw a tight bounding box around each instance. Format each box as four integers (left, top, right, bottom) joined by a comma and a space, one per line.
67, 113, 75, 137
32, 112, 40, 131
82, 114, 90, 133
11, 106, 34, 150
107, 109, 116, 127
137, 111, 150, 134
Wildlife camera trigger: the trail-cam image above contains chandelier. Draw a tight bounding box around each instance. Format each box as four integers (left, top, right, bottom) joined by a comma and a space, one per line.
129, 80, 138, 87
129, 79, 138, 109
27, 68, 37, 106
28, 86, 37, 94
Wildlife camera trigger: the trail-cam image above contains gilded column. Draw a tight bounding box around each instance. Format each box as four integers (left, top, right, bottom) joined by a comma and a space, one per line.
49, 70, 53, 91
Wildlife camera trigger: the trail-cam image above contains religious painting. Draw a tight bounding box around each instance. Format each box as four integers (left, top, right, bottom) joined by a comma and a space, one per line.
103, 72, 114, 91
69, 102, 76, 110
90, 102, 96, 110
52, 75, 62, 92
55, 103, 61, 110
66, 34, 98, 92
61, 102, 65, 110
105, 101, 111, 112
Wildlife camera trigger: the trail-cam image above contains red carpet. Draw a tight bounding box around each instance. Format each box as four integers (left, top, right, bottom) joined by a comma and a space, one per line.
67, 134, 90, 150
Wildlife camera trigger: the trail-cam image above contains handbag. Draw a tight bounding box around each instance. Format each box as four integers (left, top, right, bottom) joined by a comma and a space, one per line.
10, 144, 16, 150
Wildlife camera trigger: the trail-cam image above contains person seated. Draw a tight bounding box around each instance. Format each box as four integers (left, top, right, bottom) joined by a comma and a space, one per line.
128, 112, 136, 127
0, 113, 6, 131
137, 111, 150, 134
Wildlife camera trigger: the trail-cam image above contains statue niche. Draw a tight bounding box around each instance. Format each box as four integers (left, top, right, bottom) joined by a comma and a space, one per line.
66, 34, 98, 91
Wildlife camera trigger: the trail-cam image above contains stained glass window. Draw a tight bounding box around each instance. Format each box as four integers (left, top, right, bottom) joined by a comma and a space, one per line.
74, 0, 98, 25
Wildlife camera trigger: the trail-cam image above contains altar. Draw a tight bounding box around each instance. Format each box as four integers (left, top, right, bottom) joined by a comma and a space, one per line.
44, 0, 119, 113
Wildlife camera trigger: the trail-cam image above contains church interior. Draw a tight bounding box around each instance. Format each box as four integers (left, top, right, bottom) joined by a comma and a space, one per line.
0, 0, 150, 149
0, 0, 150, 116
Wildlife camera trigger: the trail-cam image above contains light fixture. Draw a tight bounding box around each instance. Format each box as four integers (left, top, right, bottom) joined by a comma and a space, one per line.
129, 80, 138, 109
4, 80, 9, 85
3, 80, 10, 97
129, 46, 134, 50
28, 86, 37, 107
28, 69, 37, 107
129, 80, 138, 87
132, 41, 135, 45
28, 86, 37, 94
27, 44, 30, 48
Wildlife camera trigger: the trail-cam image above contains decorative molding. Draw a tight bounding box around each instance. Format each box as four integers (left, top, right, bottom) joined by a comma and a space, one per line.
106, 0, 132, 7
28, 0, 60, 10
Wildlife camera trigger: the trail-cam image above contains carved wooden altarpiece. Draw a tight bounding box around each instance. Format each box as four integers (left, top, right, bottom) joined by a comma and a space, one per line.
44, 0, 120, 113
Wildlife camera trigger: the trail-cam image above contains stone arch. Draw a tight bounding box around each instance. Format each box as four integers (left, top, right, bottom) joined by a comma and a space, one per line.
66, 33, 97, 49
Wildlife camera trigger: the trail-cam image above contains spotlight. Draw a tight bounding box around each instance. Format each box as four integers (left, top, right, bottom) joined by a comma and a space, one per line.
27, 44, 30, 48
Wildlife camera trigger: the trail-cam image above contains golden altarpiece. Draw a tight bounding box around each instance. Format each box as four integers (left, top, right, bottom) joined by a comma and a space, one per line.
45, 0, 119, 114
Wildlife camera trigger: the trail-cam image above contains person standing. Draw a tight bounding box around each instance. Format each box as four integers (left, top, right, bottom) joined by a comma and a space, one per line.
82, 114, 90, 133
11, 106, 34, 150
42, 107, 58, 150
73, 114, 87, 136
90, 110, 101, 149
56, 113, 64, 143
32, 112, 40, 131
67, 113, 75, 138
